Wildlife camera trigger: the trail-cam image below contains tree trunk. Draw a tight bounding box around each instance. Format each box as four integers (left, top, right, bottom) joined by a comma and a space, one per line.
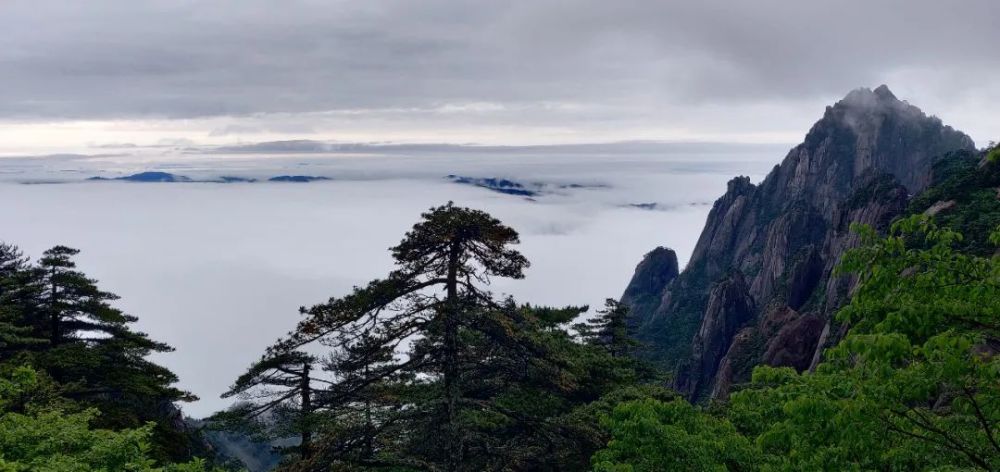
300, 362, 312, 458
49, 266, 59, 345
364, 362, 373, 458
444, 239, 461, 471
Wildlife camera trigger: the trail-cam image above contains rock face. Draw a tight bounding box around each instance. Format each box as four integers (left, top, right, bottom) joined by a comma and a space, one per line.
621, 247, 679, 323
674, 271, 755, 398
623, 85, 975, 400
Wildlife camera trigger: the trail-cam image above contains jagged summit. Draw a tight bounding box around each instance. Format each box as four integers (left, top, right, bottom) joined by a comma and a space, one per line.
835, 84, 926, 126
623, 86, 977, 400
794, 84, 974, 198
873, 84, 896, 99
842, 84, 898, 103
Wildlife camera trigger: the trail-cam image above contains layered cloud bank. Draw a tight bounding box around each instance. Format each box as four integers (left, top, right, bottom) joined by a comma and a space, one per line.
0, 146, 776, 416
1, 1, 998, 151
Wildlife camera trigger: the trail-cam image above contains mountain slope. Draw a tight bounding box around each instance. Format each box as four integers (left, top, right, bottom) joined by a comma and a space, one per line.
623, 85, 976, 400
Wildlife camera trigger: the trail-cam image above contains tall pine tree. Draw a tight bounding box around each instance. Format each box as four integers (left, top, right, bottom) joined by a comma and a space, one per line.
574, 298, 635, 358
237, 203, 663, 471
0, 243, 44, 357
0, 243, 197, 461
268, 202, 530, 470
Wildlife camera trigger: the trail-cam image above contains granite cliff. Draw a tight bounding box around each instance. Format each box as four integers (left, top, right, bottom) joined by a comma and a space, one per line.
622, 85, 976, 400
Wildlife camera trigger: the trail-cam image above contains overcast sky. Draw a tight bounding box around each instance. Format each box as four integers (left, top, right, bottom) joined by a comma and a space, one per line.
1, 0, 998, 152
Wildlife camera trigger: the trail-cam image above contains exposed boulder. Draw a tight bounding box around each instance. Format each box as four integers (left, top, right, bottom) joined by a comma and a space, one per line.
621, 247, 679, 325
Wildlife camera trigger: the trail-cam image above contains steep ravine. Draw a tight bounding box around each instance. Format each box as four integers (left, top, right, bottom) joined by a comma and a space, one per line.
622, 85, 976, 400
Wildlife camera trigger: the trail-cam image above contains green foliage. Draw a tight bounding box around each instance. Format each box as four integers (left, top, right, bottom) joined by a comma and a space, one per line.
908, 150, 1000, 256
592, 398, 758, 472
0, 242, 207, 465
213, 350, 318, 460
574, 299, 635, 359
728, 216, 1000, 470
0, 244, 45, 356
594, 216, 1000, 471
0, 366, 216, 472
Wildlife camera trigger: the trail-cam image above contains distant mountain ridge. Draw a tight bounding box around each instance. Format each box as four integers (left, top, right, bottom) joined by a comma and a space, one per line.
622, 85, 976, 400
86, 171, 329, 184
89, 171, 193, 182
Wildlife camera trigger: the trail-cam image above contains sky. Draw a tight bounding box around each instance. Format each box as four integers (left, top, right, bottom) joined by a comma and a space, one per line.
1, 0, 998, 154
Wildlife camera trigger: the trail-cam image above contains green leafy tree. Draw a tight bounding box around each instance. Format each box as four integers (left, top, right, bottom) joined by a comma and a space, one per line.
0, 366, 215, 472
442, 303, 652, 470
268, 203, 529, 470
31, 246, 192, 396
591, 397, 758, 472
728, 216, 1000, 470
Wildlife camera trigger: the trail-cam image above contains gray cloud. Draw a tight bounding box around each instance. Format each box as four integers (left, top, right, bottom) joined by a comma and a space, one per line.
205, 139, 790, 155
0, 0, 997, 142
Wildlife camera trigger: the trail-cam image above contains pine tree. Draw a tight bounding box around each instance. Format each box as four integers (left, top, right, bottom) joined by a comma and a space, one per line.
217, 350, 319, 458
0, 243, 45, 357
0, 244, 197, 461
574, 298, 634, 358
225, 204, 670, 470
30, 246, 190, 400
271, 202, 529, 470
38, 245, 134, 346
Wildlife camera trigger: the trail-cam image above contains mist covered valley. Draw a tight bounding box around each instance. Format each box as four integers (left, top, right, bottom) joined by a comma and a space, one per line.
0, 142, 779, 417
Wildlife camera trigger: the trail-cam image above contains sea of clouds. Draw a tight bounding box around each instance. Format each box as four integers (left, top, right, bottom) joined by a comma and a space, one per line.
0, 143, 781, 416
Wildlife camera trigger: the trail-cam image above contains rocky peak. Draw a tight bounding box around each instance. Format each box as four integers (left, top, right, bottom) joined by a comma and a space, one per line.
624, 85, 977, 401
834, 85, 931, 140
805, 85, 974, 196
622, 247, 678, 300
873, 84, 896, 99
840, 84, 901, 108
726, 175, 755, 195
621, 247, 679, 327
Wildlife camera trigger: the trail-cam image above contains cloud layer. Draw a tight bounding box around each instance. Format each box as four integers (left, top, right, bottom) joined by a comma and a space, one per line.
1, 0, 997, 145
0, 149, 776, 416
